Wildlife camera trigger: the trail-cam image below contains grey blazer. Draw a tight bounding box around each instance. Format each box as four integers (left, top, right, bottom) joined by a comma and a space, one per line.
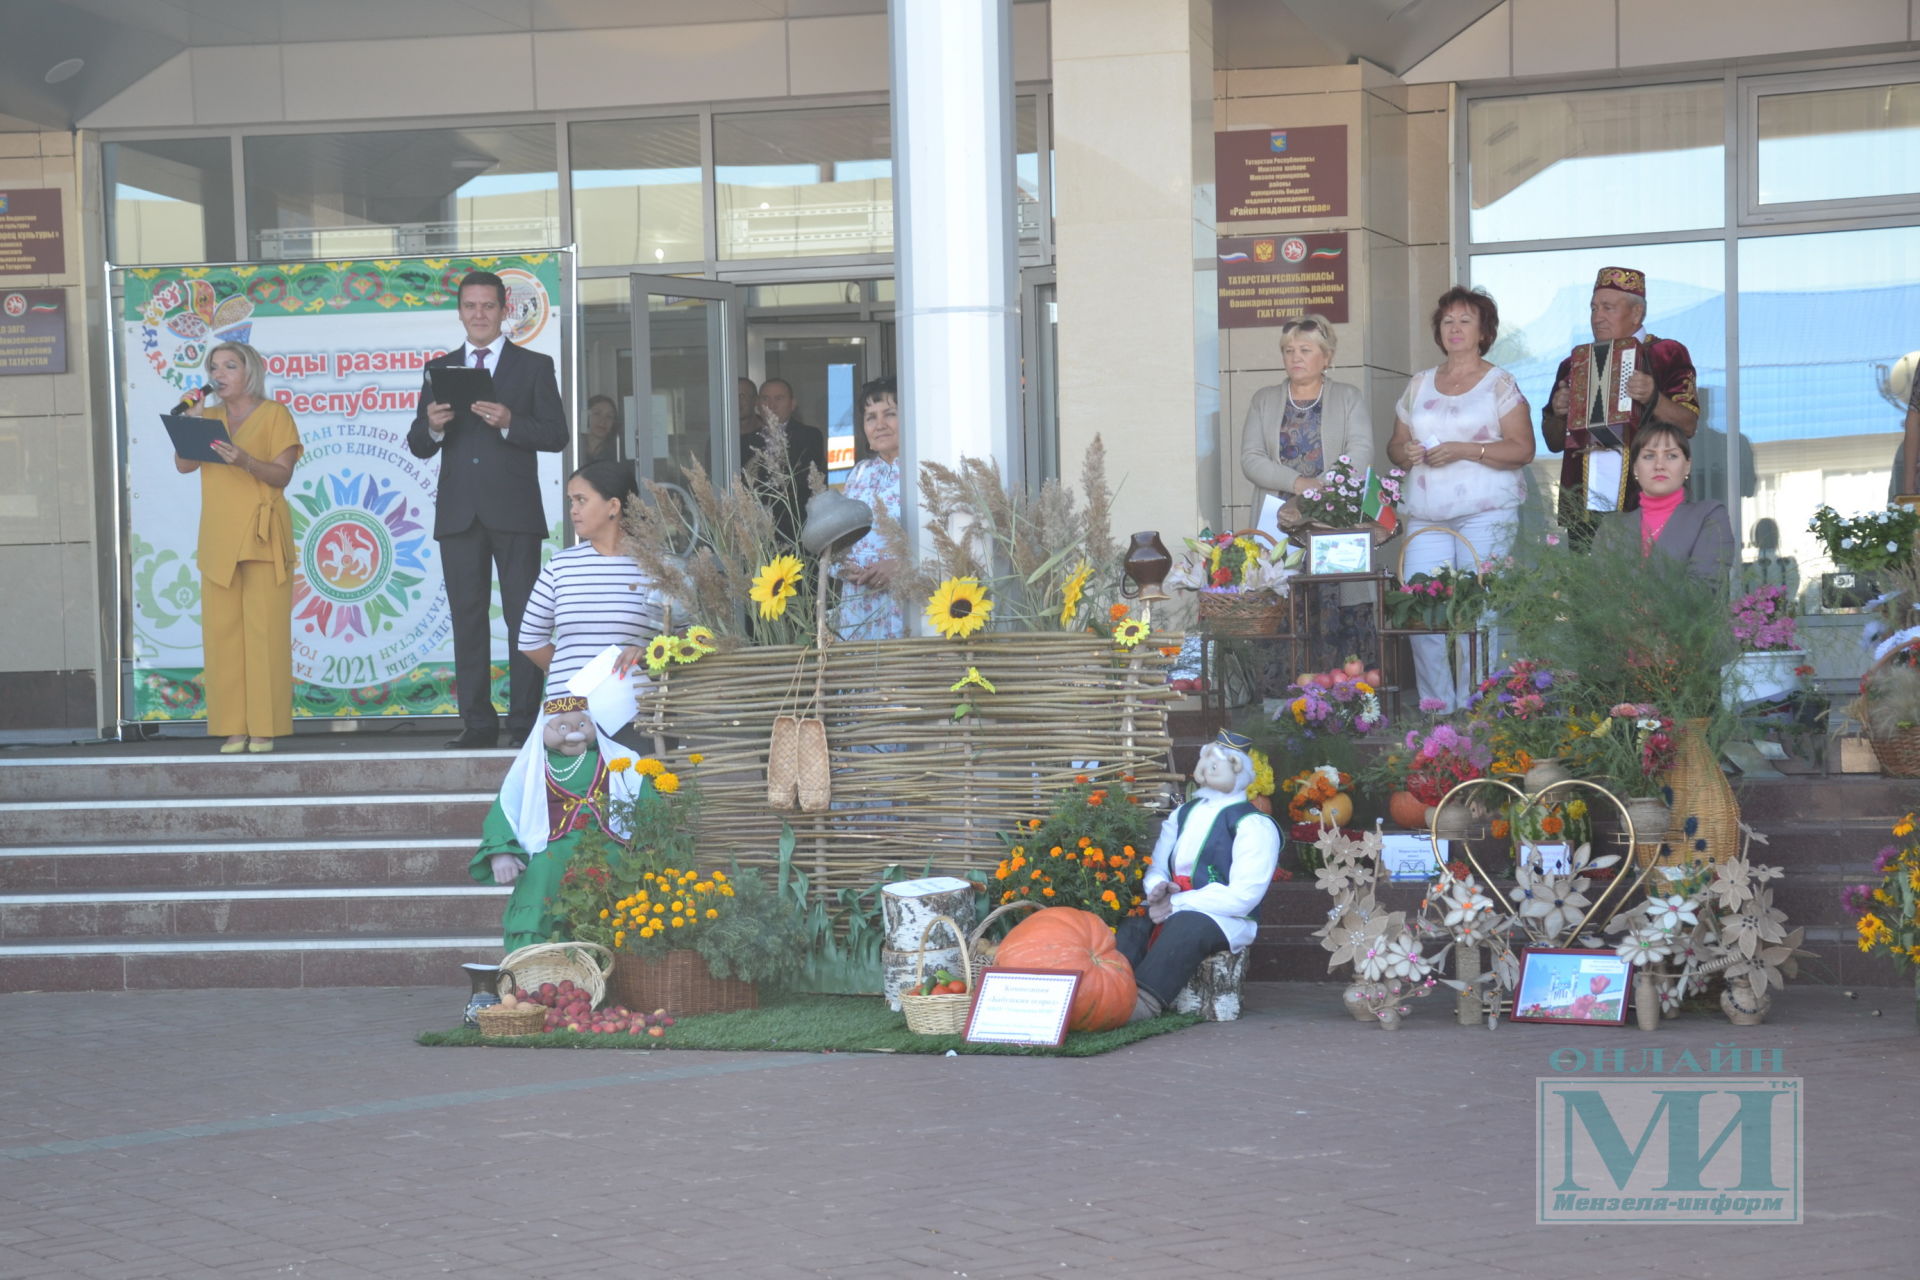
1595, 499, 1735, 583
1240, 378, 1373, 505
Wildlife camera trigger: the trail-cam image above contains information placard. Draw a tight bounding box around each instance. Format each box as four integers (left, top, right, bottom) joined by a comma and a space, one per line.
1215, 126, 1347, 222
0, 288, 65, 374
0, 189, 65, 275
1217, 233, 1349, 327
964, 968, 1082, 1047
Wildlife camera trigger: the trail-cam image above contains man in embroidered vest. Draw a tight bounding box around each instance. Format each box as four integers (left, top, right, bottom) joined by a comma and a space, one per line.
470, 695, 639, 951
1117, 730, 1280, 1023
1542, 266, 1699, 548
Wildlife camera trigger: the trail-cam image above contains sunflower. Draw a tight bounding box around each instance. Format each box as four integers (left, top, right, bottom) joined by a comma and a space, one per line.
1059, 560, 1092, 626
1112, 617, 1150, 648
685, 625, 717, 654
926, 577, 993, 639
671, 635, 703, 664
644, 635, 675, 674
750, 554, 806, 620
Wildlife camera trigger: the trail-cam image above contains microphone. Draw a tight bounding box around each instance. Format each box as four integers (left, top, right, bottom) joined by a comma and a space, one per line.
170, 387, 206, 415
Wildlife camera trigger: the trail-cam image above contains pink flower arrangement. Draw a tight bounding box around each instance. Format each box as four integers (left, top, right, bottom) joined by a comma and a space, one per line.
1730, 585, 1798, 652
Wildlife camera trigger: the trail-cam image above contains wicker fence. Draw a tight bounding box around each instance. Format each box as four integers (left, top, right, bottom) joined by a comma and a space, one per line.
632, 633, 1180, 899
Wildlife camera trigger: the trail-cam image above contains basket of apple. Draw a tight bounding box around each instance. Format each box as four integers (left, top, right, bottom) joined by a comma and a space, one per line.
482, 980, 677, 1040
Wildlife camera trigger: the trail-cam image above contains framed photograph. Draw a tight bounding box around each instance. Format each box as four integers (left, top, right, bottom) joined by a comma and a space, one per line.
1510, 948, 1633, 1026
964, 968, 1083, 1046
1308, 529, 1372, 576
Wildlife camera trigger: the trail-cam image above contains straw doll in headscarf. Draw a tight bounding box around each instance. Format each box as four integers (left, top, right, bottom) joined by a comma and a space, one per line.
469, 695, 640, 950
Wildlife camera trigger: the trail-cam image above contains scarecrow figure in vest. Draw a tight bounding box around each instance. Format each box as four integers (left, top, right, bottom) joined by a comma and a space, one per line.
1117, 730, 1280, 1023
470, 695, 639, 951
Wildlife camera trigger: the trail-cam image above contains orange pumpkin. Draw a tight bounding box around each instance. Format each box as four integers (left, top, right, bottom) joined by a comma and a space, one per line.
992, 906, 1137, 1032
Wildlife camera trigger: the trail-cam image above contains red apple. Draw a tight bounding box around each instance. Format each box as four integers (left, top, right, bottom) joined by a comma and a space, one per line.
1343, 654, 1365, 678
660, 1016, 675, 1027
1365, 667, 1383, 687
647, 1026, 665, 1038
1313, 672, 1335, 689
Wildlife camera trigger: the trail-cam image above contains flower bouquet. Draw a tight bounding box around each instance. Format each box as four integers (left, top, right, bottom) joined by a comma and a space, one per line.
993, 774, 1157, 927
1571, 703, 1678, 801
1466, 659, 1577, 773
1169, 528, 1294, 634
1844, 814, 1920, 988
1276, 671, 1387, 739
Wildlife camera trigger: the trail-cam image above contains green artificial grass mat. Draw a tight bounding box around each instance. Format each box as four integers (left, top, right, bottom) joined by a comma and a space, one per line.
419, 993, 1200, 1057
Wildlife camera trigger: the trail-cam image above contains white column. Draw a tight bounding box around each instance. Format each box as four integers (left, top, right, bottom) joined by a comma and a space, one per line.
888, 0, 1022, 587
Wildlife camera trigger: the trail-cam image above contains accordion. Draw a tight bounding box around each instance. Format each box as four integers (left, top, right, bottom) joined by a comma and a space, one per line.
1565, 337, 1641, 447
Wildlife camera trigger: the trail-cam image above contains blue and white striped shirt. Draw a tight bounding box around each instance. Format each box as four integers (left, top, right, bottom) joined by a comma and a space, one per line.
517, 542, 666, 690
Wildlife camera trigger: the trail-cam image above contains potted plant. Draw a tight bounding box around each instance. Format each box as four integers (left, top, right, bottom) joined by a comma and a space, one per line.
1278, 457, 1404, 547
1465, 658, 1578, 790
1724, 585, 1807, 707
1808, 504, 1919, 611
1570, 702, 1679, 839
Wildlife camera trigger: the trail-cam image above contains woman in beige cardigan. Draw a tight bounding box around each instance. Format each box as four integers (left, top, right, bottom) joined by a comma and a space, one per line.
1238, 314, 1375, 673
1240, 314, 1373, 511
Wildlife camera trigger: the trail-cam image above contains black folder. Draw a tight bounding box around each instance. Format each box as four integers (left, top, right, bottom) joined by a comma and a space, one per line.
428, 365, 497, 413
160, 413, 234, 463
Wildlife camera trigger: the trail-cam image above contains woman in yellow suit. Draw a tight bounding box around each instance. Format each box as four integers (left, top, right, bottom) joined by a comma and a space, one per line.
173, 342, 304, 753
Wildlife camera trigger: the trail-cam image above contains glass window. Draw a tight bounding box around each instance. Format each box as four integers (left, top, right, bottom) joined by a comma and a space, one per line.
569, 117, 703, 268
1468, 83, 1724, 243
1016, 95, 1041, 247
244, 125, 558, 261
1469, 241, 1728, 517
1736, 226, 1920, 583
1756, 78, 1920, 206
715, 105, 892, 260
578, 278, 635, 467
104, 138, 234, 264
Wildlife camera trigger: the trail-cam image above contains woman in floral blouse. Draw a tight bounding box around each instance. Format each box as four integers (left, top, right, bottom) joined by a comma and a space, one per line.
833, 377, 905, 640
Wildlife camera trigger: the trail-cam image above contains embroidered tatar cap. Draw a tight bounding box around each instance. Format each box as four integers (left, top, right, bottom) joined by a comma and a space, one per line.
542, 695, 588, 715
1215, 729, 1254, 751
1593, 266, 1646, 299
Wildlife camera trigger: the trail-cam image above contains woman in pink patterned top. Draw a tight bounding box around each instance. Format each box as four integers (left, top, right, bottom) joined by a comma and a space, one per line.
1384, 287, 1536, 710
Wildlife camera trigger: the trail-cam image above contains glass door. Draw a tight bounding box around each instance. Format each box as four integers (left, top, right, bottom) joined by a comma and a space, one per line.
748, 322, 885, 484
629, 274, 745, 490
1021, 265, 1059, 485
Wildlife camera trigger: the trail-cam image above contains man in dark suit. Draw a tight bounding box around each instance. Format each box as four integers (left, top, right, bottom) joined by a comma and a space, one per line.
408, 270, 566, 749
749, 377, 828, 545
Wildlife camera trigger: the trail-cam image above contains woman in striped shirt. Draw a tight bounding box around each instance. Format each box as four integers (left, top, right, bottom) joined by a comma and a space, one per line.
518, 461, 665, 695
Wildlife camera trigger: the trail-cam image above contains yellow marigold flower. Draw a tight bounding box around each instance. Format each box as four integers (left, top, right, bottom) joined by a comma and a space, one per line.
652, 903, 665, 914
671, 900, 684, 911
994, 866, 1010, 880
1078, 837, 1091, 849
721, 886, 734, 896
614, 931, 625, 945
750, 554, 805, 620
926, 577, 994, 639
1001, 890, 1015, 903
712, 871, 727, 882
598, 909, 609, 919
1042, 886, 1056, 897
705, 908, 719, 919
635, 758, 665, 776
671, 916, 685, 928
1029, 869, 1042, 880
689, 753, 705, 765
608, 757, 633, 773
1060, 559, 1092, 627
654, 772, 681, 794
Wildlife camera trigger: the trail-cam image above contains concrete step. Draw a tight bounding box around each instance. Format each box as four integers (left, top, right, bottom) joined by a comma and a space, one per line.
0, 933, 505, 993
0, 792, 494, 845
1734, 776, 1920, 823
0, 884, 508, 940
0, 838, 475, 890
0, 748, 515, 802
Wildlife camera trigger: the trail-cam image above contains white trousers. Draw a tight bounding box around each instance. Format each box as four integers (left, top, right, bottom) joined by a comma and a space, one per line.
1401, 508, 1516, 712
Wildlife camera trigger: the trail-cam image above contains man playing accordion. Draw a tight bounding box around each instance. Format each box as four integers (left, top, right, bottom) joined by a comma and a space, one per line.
1542, 266, 1700, 547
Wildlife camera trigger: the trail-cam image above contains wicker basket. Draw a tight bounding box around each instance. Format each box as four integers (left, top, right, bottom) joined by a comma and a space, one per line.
475, 1004, 546, 1038
899, 915, 974, 1036
1870, 727, 1920, 777
498, 941, 614, 1006
963, 899, 1042, 986
1198, 588, 1289, 636
611, 948, 757, 1016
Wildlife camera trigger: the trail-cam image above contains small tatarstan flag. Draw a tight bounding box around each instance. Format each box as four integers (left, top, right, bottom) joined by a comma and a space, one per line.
1360, 467, 1398, 535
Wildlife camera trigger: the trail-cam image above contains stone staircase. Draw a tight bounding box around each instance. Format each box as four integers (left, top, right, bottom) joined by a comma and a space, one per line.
0, 746, 514, 991
1246, 774, 1920, 988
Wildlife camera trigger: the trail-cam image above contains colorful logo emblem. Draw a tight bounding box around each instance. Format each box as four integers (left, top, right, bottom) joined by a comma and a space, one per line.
1253, 240, 1276, 263
291, 470, 432, 640
1281, 237, 1309, 264
2, 293, 23, 317
1269, 131, 1289, 153
498, 267, 551, 346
